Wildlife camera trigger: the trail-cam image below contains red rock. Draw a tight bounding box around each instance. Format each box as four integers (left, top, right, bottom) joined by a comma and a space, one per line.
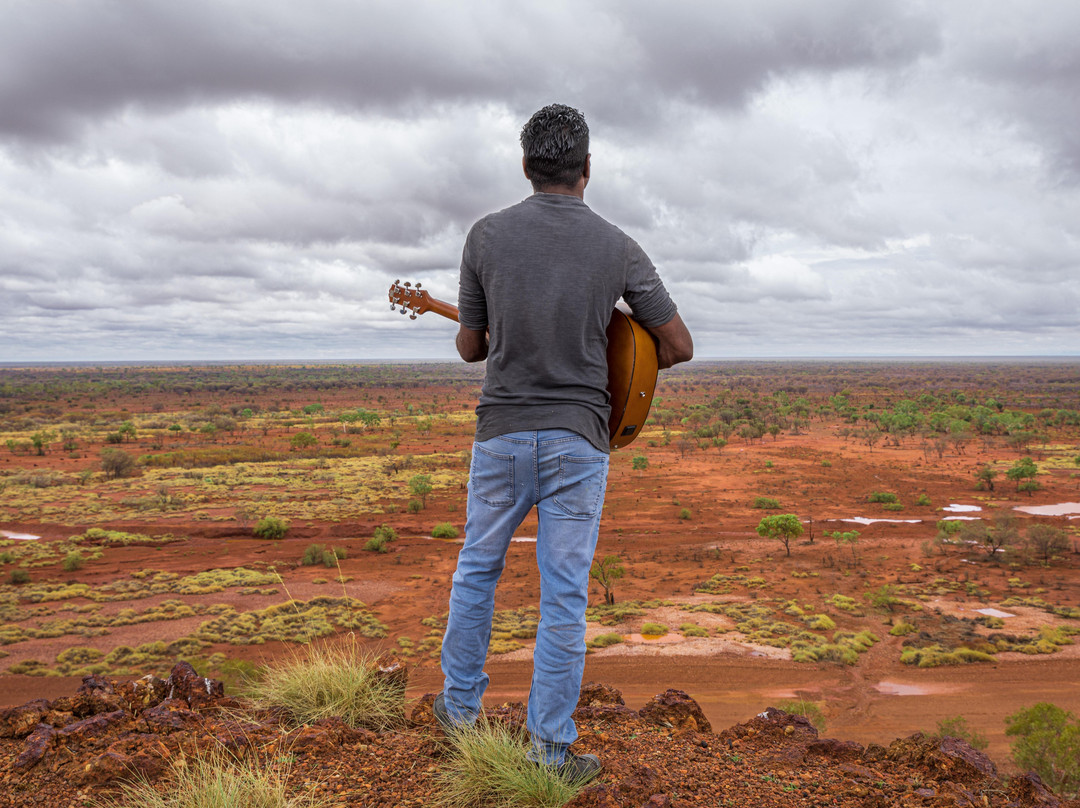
638, 689, 711, 734
886, 732, 997, 785
410, 692, 437, 726
578, 682, 626, 707
116, 675, 169, 712
163, 661, 224, 710
805, 738, 866, 762
641, 796, 672, 808
141, 700, 203, 733
13, 724, 55, 770
57, 709, 128, 742
1006, 771, 1063, 807
563, 783, 623, 807
0, 699, 51, 738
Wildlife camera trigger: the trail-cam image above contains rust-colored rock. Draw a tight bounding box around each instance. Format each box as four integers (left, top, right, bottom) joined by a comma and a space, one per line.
141, 699, 203, 733
164, 661, 225, 710
563, 783, 624, 808
886, 732, 998, 785
116, 674, 169, 713
57, 709, 128, 742
638, 689, 711, 734
578, 682, 626, 707
410, 692, 436, 726
805, 738, 866, 763
1007, 772, 1063, 807
13, 723, 55, 770
640, 796, 672, 808
0, 699, 51, 738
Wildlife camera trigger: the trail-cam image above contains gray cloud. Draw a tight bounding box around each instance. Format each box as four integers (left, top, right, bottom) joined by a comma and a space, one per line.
1, 1, 1078, 362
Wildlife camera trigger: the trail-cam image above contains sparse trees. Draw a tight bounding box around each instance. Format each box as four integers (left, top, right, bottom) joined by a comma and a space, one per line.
590, 555, 625, 605
30, 430, 56, 456
1006, 457, 1039, 493
756, 514, 804, 557
975, 465, 998, 491
959, 512, 1019, 558
1026, 524, 1069, 565
100, 448, 136, 480
409, 474, 433, 508
1006, 703, 1080, 797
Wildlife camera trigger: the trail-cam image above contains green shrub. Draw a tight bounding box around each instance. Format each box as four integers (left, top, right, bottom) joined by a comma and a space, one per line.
882, 502, 904, 511
868, 491, 899, 503
640, 622, 668, 636
587, 633, 624, 649
61, 552, 84, 572
253, 516, 289, 540
916, 494, 932, 506
677, 508, 691, 520
374, 524, 397, 543
889, 622, 917, 636
1005, 703, 1080, 796
407, 499, 423, 514
364, 537, 388, 553
679, 623, 710, 638
753, 496, 781, 509
432, 523, 459, 539
934, 715, 987, 750
301, 544, 326, 566
9, 568, 29, 585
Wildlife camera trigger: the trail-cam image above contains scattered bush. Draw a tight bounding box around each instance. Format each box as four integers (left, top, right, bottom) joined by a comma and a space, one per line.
100, 448, 136, 479
753, 496, 781, 509
9, 569, 29, 585
677, 508, 691, 520
934, 715, 988, 750
679, 623, 709, 638
640, 622, 668, 637
1005, 703, 1080, 797
253, 516, 289, 540
432, 523, 459, 539
61, 552, 84, 572
365, 537, 389, 553
868, 492, 899, 504
587, 633, 624, 649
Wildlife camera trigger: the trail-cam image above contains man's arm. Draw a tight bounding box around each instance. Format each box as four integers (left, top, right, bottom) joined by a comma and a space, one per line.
456, 324, 488, 363
646, 312, 693, 369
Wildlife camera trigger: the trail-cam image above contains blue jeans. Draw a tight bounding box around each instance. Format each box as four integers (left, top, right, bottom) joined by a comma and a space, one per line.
440, 429, 609, 764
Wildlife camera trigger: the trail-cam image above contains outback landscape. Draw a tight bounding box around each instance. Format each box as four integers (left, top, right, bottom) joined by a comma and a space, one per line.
1, 358, 1079, 806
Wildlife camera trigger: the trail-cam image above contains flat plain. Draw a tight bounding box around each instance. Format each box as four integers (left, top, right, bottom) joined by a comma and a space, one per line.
1, 359, 1078, 771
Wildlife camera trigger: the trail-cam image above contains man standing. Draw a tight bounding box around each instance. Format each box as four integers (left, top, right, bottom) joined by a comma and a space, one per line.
437, 104, 693, 781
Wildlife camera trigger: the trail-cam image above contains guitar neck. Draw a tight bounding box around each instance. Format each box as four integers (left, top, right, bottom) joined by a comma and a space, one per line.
424, 297, 460, 323
388, 281, 460, 323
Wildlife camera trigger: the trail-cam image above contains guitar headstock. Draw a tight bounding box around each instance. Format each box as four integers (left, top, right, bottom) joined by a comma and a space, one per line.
388, 280, 431, 320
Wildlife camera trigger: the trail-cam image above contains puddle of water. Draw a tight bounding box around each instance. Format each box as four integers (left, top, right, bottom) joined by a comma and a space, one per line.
0, 530, 40, 541
835, 517, 922, 525
511, 537, 537, 543
874, 681, 933, 697
627, 633, 686, 644
1014, 502, 1080, 517
976, 608, 1015, 619
943, 504, 982, 513
942, 516, 981, 521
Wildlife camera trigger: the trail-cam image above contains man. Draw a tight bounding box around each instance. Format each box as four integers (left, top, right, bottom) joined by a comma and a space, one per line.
437, 104, 693, 782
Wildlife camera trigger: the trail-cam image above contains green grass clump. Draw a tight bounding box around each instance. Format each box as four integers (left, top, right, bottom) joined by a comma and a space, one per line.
776, 699, 826, 731
826, 594, 861, 614
802, 614, 835, 631
435, 718, 589, 808
61, 551, 84, 572
492, 607, 539, 640
900, 644, 996, 667
246, 637, 405, 730
640, 622, 668, 637
585, 599, 669, 625
889, 621, 917, 636
94, 749, 328, 808
253, 516, 289, 540
752, 496, 781, 509
432, 523, 459, 539
586, 633, 624, 649
679, 623, 710, 637
868, 492, 899, 504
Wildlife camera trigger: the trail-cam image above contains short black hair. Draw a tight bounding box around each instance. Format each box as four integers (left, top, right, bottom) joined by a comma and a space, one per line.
519, 104, 589, 190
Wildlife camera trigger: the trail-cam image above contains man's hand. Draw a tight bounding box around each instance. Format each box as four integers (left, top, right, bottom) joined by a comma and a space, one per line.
647, 313, 693, 369
456, 325, 489, 363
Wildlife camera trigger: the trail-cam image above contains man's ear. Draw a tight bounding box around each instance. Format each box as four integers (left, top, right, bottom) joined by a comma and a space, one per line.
522, 156, 531, 180
583, 154, 591, 181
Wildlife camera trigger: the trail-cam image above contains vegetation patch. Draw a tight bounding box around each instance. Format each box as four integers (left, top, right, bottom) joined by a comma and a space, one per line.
193, 597, 387, 645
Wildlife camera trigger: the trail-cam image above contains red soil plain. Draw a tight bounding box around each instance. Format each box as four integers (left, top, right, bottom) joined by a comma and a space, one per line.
1, 359, 1079, 785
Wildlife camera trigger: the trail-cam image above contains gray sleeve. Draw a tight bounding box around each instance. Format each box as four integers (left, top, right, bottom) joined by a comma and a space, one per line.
622, 238, 678, 328
457, 220, 488, 331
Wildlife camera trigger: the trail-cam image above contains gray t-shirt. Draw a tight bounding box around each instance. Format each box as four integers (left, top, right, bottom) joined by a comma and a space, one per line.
458, 192, 678, 453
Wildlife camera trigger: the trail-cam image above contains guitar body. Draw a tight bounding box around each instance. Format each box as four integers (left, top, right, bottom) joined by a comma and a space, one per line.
389, 281, 659, 450
605, 309, 659, 450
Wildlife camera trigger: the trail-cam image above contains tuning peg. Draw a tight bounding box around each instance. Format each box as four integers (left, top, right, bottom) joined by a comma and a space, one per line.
404, 281, 412, 288
416, 282, 422, 289
409, 312, 417, 320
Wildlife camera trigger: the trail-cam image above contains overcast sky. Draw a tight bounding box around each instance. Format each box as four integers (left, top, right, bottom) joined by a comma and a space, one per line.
2, 0, 1079, 362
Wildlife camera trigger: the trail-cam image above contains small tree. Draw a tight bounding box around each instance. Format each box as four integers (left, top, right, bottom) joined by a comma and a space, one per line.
590, 555, 625, 605
101, 448, 136, 480
830, 529, 860, 565
959, 512, 1019, 558
253, 516, 289, 540
974, 465, 998, 491
1006, 457, 1039, 492
290, 431, 318, 450
1006, 703, 1080, 797
1026, 524, 1069, 565
631, 454, 648, 471
30, 430, 56, 456
756, 514, 803, 557
408, 474, 433, 508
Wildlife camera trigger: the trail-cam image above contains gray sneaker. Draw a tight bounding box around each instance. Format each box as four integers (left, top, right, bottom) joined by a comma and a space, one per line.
552, 753, 603, 785
433, 693, 474, 735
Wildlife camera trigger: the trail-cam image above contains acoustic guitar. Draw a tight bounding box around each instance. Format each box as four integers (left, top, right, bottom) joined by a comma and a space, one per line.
388, 280, 658, 450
